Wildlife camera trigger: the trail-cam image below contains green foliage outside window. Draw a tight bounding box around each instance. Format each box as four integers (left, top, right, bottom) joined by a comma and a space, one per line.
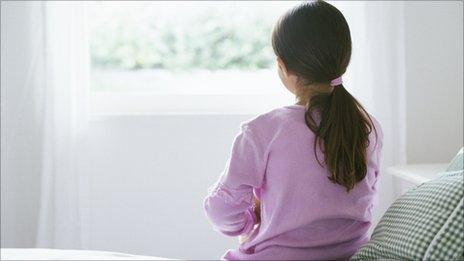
89, 4, 277, 71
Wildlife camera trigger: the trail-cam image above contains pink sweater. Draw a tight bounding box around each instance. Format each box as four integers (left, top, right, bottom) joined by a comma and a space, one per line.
204, 105, 383, 260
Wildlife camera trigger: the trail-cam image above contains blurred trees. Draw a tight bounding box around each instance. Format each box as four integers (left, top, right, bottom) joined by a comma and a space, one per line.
89, 4, 276, 71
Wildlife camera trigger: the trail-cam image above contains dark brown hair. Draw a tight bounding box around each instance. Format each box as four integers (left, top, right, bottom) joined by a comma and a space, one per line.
272, 1, 376, 192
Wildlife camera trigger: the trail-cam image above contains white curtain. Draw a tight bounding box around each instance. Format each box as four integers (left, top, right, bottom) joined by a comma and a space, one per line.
334, 1, 407, 224
34, 2, 90, 249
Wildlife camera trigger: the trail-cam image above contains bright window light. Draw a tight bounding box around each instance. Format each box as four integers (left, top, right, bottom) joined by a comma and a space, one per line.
87, 1, 297, 115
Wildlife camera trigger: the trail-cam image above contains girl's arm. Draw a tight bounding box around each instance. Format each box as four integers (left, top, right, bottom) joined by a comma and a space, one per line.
203, 124, 266, 237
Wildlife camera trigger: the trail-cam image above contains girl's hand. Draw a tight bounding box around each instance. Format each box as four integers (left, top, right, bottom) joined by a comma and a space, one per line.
238, 196, 261, 244
252, 196, 261, 224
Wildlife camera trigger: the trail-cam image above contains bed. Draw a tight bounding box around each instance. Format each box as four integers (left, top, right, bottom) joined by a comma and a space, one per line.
0, 248, 171, 260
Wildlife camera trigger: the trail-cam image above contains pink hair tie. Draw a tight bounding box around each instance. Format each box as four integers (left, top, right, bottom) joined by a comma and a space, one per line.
330, 76, 343, 87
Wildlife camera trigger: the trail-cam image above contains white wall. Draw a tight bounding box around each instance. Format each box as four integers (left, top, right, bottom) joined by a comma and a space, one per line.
404, 1, 463, 163
80, 115, 252, 259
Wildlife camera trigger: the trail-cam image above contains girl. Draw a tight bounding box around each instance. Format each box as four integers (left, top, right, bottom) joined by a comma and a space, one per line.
204, 1, 382, 260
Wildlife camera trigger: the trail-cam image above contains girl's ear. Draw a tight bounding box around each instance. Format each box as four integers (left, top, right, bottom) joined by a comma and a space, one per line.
277, 57, 289, 78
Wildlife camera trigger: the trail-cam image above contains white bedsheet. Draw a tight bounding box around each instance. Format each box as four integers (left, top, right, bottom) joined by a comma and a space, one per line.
0, 248, 171, 260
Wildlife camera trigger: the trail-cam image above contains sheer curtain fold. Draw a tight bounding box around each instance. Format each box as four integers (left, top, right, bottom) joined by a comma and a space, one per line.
36, 2, 90, 249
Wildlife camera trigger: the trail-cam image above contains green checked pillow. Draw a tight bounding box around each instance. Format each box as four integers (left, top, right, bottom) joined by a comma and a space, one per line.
447, 147, 463, 172
351, 169, 464, 260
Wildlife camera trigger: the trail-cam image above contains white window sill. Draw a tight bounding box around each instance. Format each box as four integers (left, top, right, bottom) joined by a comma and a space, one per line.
388, 163, 449, 198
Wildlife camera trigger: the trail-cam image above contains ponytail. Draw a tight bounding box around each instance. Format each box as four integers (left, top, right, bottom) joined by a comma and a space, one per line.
271, 1, 376, 191
305, 85, 376, 192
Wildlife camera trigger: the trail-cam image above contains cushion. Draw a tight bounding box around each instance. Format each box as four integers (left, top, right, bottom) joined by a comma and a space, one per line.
423, 196, 463, 260
351, 169, 463, 260
447, 147, 463, 172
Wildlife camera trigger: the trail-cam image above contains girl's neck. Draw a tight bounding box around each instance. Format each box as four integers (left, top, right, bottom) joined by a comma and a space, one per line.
294, 83, 333, 106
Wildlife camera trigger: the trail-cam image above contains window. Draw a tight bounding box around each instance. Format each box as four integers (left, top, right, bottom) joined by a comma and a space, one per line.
88, 1, 296, 114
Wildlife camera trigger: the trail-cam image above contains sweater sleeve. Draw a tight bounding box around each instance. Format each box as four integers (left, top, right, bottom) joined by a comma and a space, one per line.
204, 123, 267, 237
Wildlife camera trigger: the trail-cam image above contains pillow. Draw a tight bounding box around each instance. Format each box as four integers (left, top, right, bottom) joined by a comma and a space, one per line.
447, 147, 463, 172
423, 195, 463, 260
351, 169, 463, 260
